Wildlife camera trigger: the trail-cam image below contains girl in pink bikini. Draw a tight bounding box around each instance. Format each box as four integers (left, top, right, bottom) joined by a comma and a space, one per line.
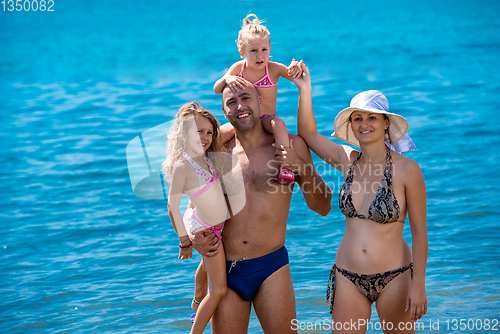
214, 13, 303, 184
163, 101, 229, 334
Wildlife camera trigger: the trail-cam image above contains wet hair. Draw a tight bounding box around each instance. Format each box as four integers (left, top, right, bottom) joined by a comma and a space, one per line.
162, 101, 223, 182
236, 13, 271, 52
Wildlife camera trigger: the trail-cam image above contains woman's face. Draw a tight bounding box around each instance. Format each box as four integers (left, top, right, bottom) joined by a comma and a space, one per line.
185, 116, 213, 155
350, 111, 389, 144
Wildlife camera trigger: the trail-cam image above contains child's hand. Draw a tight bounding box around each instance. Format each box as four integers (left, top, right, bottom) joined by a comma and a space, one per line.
226, 75, 247, 93
292, 61, 310, 90
179, 246, 192, 260
287, 59, 303, 79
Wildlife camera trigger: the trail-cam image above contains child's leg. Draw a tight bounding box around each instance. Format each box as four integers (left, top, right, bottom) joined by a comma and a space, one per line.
192, 259, 208, 311
190, 242, 227, 334
219, 122, 235, 144
261, 116, 290, 148
261, 116, 295, 184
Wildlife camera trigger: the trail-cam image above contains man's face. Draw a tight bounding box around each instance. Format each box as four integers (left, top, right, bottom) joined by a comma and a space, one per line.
222, 84, 260, 132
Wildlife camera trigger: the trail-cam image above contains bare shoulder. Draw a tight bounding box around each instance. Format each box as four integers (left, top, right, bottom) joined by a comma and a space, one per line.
172, 158, 189, 176
169, 158, 190, 195
268, 61, 284, 69
391, 151, 424, 184
344, 145, 360, 163
268, 61, 287, 75
227, 60, 244, 75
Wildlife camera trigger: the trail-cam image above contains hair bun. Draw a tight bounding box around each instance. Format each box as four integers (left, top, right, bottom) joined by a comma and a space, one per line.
243, 13, 260, 26
237, 13, 270, 51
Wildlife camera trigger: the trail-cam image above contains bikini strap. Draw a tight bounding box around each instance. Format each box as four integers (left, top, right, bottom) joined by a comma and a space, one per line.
182, 152, 216, 199
346, 151, 362, 185
326, 264, 337, 314
202, 153, 216, 174
238, 61, 245, 77
182, 151, 212, 174
193, 209, 225, 238
182, 151, 195, 166
384, 147, 404, 223
187, 171, 217, 199
386, 146, 392, 178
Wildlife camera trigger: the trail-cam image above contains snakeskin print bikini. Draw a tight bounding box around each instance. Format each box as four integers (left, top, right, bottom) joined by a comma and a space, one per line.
339, 146, 405, 224
327, 147, 412, 314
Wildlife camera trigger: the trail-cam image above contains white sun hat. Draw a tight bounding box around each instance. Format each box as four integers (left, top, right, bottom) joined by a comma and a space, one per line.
331, 90, 410, 147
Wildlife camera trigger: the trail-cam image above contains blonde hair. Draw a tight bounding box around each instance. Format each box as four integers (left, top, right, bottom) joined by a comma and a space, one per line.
237, 13, 271, 51
162, 101, 223, 182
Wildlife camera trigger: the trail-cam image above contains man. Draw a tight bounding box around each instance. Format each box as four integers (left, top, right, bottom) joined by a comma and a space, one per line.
193, 81, 332, 333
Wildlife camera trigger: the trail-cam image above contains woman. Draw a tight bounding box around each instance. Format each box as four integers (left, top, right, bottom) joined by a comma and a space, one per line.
292, 65, 427, 332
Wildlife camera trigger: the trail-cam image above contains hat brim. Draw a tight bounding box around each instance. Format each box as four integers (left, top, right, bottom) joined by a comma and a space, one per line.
331, 107, 409, 147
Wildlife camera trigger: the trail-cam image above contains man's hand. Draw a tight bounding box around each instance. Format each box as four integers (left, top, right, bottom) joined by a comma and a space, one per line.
192, 229, 221, 257
273, 139, 309, 176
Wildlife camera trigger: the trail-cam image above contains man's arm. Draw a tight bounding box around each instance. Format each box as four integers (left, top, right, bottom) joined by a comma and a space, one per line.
275, 134, 332, 216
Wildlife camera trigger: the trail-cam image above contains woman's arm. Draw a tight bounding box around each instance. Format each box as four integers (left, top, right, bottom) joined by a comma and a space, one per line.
405, 159, 428, 321
293, 64, 355, 169
214, 61, 247, 94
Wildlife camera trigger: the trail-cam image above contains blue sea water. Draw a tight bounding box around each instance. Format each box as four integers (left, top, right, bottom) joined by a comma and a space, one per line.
1, 0, 500, 333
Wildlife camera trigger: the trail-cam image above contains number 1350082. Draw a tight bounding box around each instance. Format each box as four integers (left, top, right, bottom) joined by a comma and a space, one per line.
2, 0, 54, 11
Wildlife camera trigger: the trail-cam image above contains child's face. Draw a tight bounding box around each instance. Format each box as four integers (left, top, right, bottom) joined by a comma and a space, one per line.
186, 116, 214, 155
240, 36, 271, 69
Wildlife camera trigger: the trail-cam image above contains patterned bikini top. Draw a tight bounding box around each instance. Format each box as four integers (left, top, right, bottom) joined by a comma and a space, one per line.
339, 147, 405, 224
182, 152, 217, 199
238, 61, 277, 88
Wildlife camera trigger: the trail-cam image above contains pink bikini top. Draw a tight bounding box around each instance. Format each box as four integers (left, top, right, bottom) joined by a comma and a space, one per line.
182, 152, 217, 199
238, 61, 277, 88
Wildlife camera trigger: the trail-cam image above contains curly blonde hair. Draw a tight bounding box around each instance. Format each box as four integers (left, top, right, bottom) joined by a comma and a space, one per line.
236, 13, 271, 52
162, 101, 223, 182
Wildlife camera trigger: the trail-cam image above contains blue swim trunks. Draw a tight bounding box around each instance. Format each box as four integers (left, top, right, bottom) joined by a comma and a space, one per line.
225, 245, 289, 301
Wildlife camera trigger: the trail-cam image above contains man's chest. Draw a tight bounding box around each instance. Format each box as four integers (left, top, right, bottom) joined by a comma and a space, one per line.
233, 147, 280, 193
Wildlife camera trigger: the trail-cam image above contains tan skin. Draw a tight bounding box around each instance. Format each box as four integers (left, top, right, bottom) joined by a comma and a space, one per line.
213, 37, 302, 114
214, 36, 303, 151
293, 64, 428, 333
167, 116, 229, 334
193, 82, 332, 334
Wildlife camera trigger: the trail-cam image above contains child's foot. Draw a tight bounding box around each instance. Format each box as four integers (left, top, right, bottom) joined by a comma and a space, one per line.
278, 167, 295, 185
191, 297, 202, 311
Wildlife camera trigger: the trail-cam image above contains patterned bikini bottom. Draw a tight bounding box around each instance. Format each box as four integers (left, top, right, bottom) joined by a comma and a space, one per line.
326, 263, 413, 314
